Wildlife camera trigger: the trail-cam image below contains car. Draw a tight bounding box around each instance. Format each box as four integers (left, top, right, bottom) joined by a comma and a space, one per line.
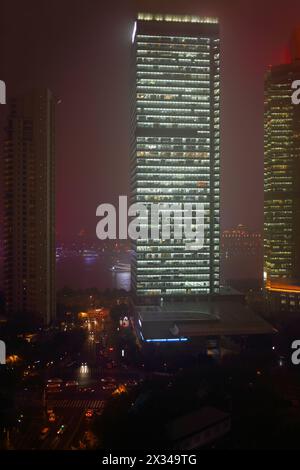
100, 377, 116, 383
125, 379, 138, 387
57, 424, 66, 436
80, 362, 89, 373
48, 413, 56, 423
46, 383, 61, 392
85, 409, 94, 419
39, 427, 50, 441
102, 383, 116, 391
65, 380, 78, 388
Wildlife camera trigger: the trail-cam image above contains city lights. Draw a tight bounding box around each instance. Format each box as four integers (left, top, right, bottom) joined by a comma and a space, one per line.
2, 2, 300, 455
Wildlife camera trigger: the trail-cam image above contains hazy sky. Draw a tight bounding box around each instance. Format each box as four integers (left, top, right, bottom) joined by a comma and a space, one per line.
1, 0, 300, 242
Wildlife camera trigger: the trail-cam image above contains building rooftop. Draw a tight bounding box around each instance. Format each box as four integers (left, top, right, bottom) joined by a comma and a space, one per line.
166, 406, 229, 442
138, 13, 219, 24
136, 299, 275, 340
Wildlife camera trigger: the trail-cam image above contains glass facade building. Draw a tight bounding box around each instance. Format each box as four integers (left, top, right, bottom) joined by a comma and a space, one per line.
131, 13, 220, 300
264, 61, 300, 311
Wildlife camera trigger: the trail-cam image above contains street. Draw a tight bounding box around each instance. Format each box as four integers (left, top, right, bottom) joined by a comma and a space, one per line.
10, 305, 143, 449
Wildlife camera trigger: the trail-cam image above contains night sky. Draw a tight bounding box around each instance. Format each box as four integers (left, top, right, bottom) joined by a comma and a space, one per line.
1, 0, 300, 242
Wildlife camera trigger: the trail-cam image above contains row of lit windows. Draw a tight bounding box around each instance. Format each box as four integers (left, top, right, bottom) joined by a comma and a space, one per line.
137, 58, 210, 65
137, 50, 210, 58
137, 42, 211, 52
137, 136, 209, 144
135, 173, 211, 180
137, 108, 210, 117
138, 124, 210, 130
137, 94, 210, 102
137, 65, 210, 74
138, 258, 214, 264
137, 79, 210, 86
137, 71, 210, 79
137, 86, 210, 94
136, 281, 212, 287
136, 155, 210, 161
137, 115, 210, 123
137, 34, 211, 42
136, 288, 211, 295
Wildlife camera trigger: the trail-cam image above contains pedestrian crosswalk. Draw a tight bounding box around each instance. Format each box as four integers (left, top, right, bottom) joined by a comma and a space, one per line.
47, 399, 106, 409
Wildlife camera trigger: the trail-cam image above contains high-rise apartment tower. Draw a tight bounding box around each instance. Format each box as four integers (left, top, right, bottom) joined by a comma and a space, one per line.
3, 89, 56, 324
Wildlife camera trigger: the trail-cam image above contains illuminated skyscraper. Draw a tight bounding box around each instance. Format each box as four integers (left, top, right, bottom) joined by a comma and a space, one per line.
264, 58, 300, 312
131, 13, 220, 301
3, 89, 56, 325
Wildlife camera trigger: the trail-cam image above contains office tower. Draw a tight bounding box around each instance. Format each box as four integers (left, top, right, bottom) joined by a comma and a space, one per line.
264, 57, 300, 313
130, 13, 220, 300
3, 89, 56, 325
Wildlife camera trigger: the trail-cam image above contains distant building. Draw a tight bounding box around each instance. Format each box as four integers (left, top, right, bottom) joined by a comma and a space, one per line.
222, 224, 262, 256
130, 13, 220, 301
221, 224, 262, 286
264, 49, 300, 314
3, 89, 56, 325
